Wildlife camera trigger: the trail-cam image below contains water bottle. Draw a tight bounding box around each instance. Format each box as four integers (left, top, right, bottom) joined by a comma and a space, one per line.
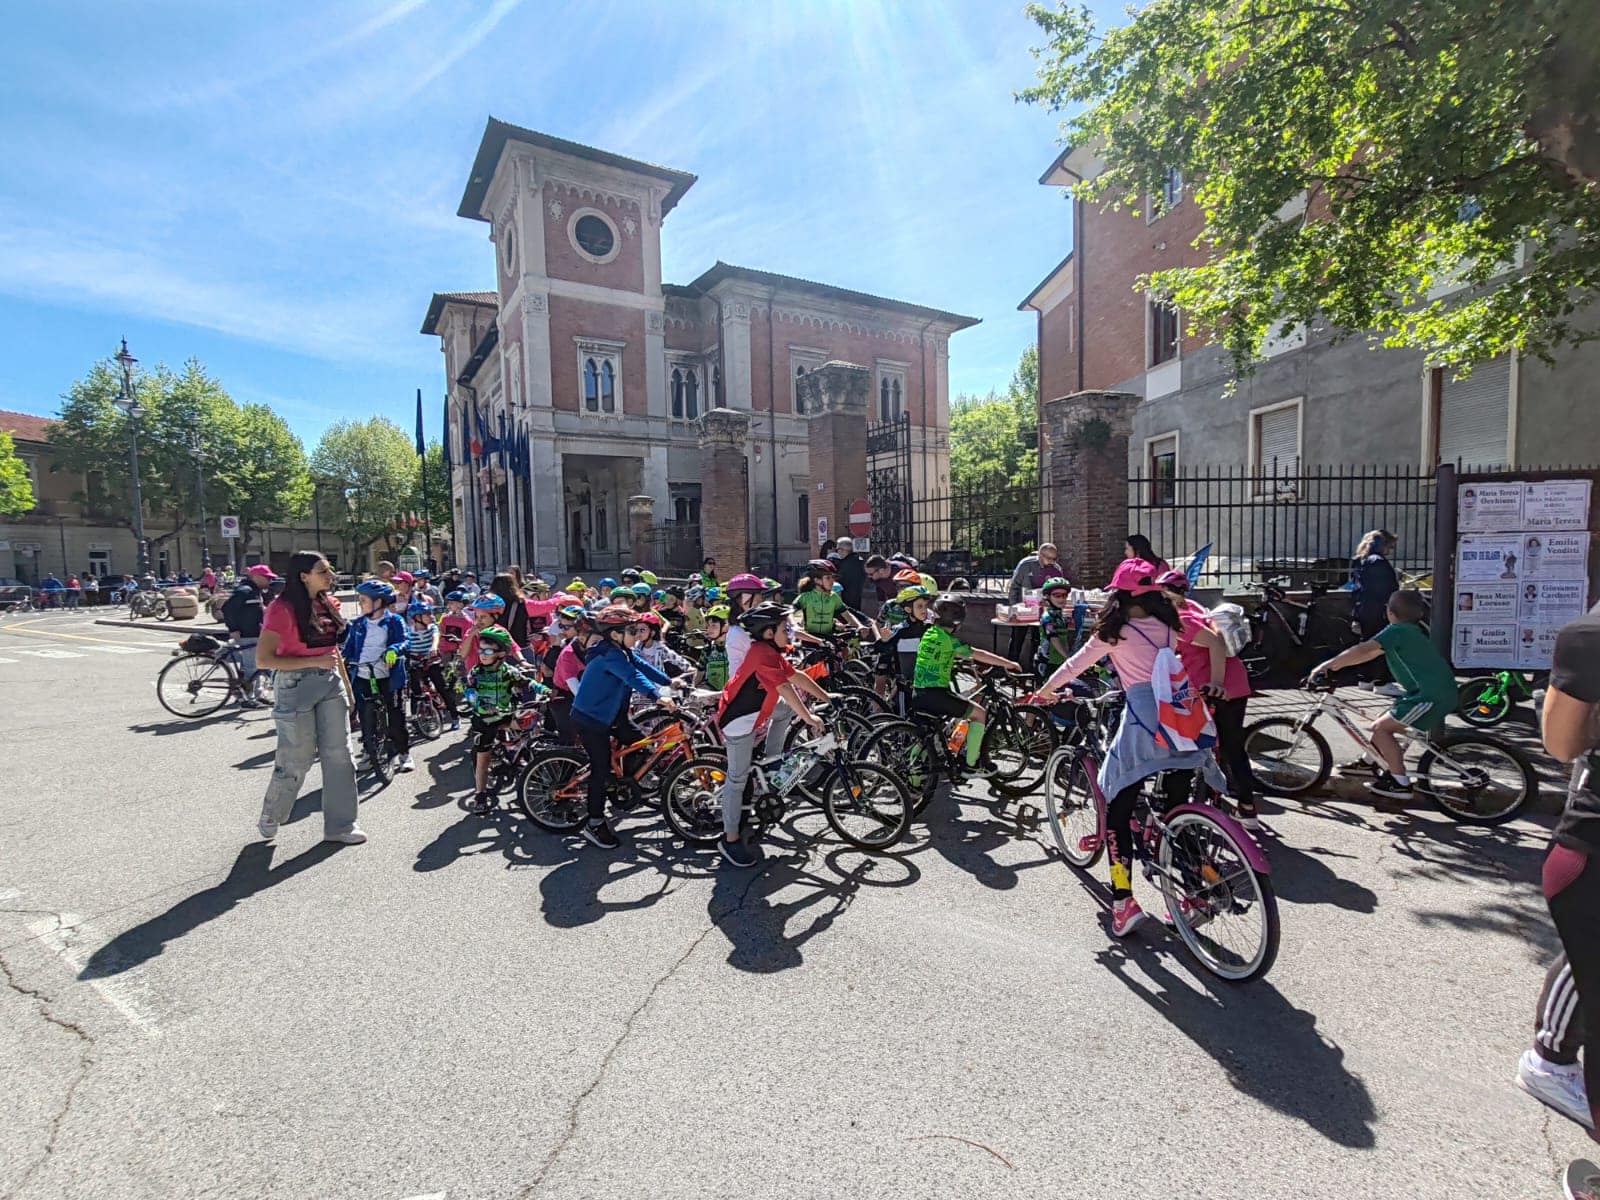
946, 719, 969, 755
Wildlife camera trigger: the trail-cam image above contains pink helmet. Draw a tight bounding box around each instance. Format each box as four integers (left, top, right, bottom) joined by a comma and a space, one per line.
1108, 558, 1162, 595
1155, 568, 1189, 591
726, 572, 765, 594
393, 570, 415, 583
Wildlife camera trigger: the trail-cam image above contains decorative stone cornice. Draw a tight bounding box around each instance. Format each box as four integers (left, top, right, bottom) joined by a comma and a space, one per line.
796, 361, 871, 417
695, 407, 751, 451
645, 310, 664, 335
546, 175, 643, 221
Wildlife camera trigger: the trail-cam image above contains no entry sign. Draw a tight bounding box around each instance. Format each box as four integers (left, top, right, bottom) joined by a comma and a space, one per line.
848, 499, 872, 537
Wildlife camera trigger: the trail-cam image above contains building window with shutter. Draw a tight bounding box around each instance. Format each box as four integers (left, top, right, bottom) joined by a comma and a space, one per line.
1146, 433, 1179, 507
797, 493, 810, 542
1249, 398, 1303, 499
1149, 301, 1180, 366
1432, 356, 1511, 468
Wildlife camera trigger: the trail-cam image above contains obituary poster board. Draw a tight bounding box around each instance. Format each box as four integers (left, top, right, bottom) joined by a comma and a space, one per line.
1453, 477, 1593, 669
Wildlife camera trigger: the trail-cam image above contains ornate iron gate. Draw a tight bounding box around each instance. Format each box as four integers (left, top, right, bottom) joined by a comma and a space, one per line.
865, 412, 913, 555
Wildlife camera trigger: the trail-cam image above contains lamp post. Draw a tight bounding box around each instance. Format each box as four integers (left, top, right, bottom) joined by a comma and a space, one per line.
189, 421, 211, 570
112, 339, 149, 576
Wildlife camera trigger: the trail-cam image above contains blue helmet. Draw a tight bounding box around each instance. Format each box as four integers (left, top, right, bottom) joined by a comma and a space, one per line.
599, 577, 617, 588
469, 593, 506, 612
406, 600, 435, 618
630, 582, 652, 596
444, 589, 468, 602
356, 579, 396, 602
652, 589, 665, 600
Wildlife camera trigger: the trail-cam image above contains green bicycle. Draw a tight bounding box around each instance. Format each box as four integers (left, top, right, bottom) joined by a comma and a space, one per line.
1456, 670, 1545, 729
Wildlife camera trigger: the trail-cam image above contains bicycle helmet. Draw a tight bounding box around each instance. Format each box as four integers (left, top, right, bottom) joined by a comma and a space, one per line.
619, 568, 641, 584
652, 589, 665, 601
564, 578, 587, 594
888, 553, 918, 569
706, 604, 731, 622
639, 570, 659, 587
918, 573, 938, 594
1155, 569, 1189, 591
635, 611, 662, 630
477, 626, 514, 651
405, 600, 435, 618
444, 588, 469, 602
599, 577, 617, 589
892, 568, 922, 585
932, 596, 967, 630
1041, 576, 1072, 596
688, 573, 702, 585
726, 572, 764, 594
807, 558, 836, 576
469, 593, 506, 612
895, 585, 929, 604
761, 577, 782, 593
831, 582, 843, 594
415, 569, 431, 579
665, 585, 685, 599
704, 586, 722, 601
629, 582, 652, 597
738, 601, 791, 639
591, 604, 640, 632
356, 579, 396, 602
686, 585, 705, 603
393, 570, 415, 584
556, 602, 585, 623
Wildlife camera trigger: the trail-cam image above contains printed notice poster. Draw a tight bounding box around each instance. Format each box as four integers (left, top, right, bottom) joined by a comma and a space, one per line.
1523, 532, 1591, 580
1517, 625, 1564, 669
1521, 481, 1591, 532
1519, 578, 1588, 622
1456, 535, 1526, 582
1457, 482, 1524, 532
1455, 622, 1518, 669
1455, 583, 1518, 622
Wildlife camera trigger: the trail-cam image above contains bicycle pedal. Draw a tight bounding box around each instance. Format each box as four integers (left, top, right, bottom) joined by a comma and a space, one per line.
1076, 833, 1102, 854
1014, 803, 1041, 831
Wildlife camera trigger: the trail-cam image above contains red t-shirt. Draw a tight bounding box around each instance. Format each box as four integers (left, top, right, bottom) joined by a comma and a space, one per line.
717, 641, 796, 733
438, 612, 473, 652
1176, 599, 1250, 699
262, 594, 343, 658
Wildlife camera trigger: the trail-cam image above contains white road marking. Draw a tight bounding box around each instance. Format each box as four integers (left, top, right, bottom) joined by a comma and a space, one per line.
28, 913, 162, 1038
84, 645, 151, 655
18, 648, 84, 659
0, 887, 20, 902
0, 656, 16, 664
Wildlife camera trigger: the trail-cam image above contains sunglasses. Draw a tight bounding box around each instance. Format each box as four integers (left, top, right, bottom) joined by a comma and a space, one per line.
477, 647, 503, 659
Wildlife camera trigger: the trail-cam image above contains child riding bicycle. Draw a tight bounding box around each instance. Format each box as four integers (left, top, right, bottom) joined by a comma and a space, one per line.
909, 596, 1021, 774
463, 625, 533, 812
343, 579, 414, 774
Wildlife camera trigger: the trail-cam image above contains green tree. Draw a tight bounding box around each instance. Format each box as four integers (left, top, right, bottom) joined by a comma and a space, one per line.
950, 345, 1039, 494
407, 441, 451, 534
219, 404, 313, 548
310, 418, 419, 566
0, 432, 34, 517
1020, 0, 1600, 373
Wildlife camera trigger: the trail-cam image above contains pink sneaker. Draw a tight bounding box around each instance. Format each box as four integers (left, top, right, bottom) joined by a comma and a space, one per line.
1110, 898, 1147, 938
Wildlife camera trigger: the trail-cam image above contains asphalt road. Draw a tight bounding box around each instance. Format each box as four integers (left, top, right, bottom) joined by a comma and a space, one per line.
0, 610, 1591, 1199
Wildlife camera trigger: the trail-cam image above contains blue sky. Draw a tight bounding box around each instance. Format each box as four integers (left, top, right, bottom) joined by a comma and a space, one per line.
0, 0, 1101, 448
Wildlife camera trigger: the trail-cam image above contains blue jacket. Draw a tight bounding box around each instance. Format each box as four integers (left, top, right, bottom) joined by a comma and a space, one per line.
342, 612, 410, 694
571, 638, 669, 728
1350, 553, 1399, 630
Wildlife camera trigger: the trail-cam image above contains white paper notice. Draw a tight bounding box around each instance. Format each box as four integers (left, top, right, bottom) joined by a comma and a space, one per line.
1457, 483, 1524, 532
1519, 578, 1588, 623
1520, 481, 1591, 532
1516, 625, 1563, 669
1523, 532, 1590, 580
1457, 535, 1526, 582
1455, 622, 1518, 668
1454, 583, 1518, 622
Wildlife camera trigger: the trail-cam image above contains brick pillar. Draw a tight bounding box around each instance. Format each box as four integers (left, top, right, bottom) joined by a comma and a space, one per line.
1041, 390, 1141, 587
695, 408, 750, 572
798, 361, 870, 550
627, 494, 654, 573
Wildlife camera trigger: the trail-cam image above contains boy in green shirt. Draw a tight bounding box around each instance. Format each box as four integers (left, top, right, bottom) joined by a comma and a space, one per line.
1310, 589, 1458, 804
793, 559, 862, 637
910, 597, 1020, 770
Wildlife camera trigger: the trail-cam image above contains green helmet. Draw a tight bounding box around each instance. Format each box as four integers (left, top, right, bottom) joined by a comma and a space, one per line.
706, 604, 731, 622
477, 626, 514, 651
1041, 576, 1072, 596
639, 570, 659, 586
896, 585, 929, 604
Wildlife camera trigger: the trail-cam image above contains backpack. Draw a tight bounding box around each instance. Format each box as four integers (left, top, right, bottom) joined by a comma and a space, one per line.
1208, 602, 1251, 657
1150, 642, 1218, 752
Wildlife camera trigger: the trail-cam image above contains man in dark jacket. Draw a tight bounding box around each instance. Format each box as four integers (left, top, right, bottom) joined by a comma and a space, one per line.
829, 537, 868, 613
222, 564, 275, 706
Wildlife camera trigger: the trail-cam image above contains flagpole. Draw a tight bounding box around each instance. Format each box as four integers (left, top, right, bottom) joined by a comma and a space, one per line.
416, 389, 433, 572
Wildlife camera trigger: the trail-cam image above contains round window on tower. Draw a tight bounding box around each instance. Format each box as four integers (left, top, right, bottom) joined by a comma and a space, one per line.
568, 208, 620, 264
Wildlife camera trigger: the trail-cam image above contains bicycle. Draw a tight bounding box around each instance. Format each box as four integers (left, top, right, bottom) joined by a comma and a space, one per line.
405, 655, 453, 740
350, 663, 396, 785
128, 589, 170, 621
854, 664, 1059, 813
1236, 578, 1357, 685
655, 715, 912, 852
1041, 692, 1280, 982
1243, 680, 1539, 824
1456, 669, 1545, 728
473, 702, 553, 799
155, 633, 271, 718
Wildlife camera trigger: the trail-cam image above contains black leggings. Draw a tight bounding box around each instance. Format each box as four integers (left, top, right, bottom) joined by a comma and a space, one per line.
572, 709, 645, 823
409, 659, 459, 715
1544, 845, 1600, 1127
1106, 770, 1192, 900
357, 688, 409, 757
1210, 696, 1256, 810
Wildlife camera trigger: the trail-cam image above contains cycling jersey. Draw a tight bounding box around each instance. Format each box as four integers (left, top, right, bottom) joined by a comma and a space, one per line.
703, 642, 729, 689
1039, 604, 1074, 667
912, 625, 972, 690
407, 624, 437, 657
467, 660, 526, 718
793, 589, 846, 635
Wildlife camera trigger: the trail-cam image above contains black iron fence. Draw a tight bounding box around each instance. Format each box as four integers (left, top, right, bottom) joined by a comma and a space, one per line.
1127, 462, 1437, 590
644, 523, 702, 575
902, 483, 1053, 586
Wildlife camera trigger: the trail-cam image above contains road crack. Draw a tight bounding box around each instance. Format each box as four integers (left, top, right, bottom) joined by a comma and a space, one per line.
0, 946, 95, 1200
517, 867, 770, 1198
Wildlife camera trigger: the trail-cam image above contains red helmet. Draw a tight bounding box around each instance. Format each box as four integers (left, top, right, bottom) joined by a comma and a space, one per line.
591, 604, 640, 630
892, 568, 922, 585
726, 572, 765, 594
635, 610, 662, 629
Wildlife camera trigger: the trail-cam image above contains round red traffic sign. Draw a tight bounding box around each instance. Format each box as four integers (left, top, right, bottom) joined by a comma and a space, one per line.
848, 499, 872, 536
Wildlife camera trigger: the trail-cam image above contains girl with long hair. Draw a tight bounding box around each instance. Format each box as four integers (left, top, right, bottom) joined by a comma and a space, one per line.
253, 550, 364, 844
489, 571, 529, 648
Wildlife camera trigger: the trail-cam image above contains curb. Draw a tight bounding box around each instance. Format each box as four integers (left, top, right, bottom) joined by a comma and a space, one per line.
94, 619, 226, 636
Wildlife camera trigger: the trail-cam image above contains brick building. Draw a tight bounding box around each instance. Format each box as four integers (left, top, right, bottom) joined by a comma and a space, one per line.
1023, 145, 1600, 486
423, 119, 977, 577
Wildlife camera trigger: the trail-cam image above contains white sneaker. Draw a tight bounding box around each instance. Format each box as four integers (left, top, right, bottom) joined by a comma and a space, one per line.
1517, 1049, 1593, 1129
1374, 682, 1406, 698
396, 754, 416, 773
324, 827, 368, 845
257, 815, 278, 840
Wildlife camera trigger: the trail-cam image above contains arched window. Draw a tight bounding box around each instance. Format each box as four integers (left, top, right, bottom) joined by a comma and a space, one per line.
584, 359, 599, 412
795, 365, 807, 414
891, 378, 902, 421
684, 369, 699, 420
879, 377, 890, 422
671, 368, 684, 419
600, 360, 615, 412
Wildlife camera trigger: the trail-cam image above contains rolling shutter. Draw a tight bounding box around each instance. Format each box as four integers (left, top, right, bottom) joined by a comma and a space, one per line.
1439, 356, 1510, 468
1257, 404, 1299, 473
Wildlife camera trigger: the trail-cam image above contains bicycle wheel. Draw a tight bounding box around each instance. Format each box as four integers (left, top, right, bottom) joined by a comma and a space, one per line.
1456, 679, 1511, 728
658, 753, 729, 846
1158, 809, 1280, 982
412, 696, 443, 741
856, 719, 940, 814
1242, 717, 1331, 796
1043, 748, 1103, 868
517, 747, 589, 831
839, 659, 875, 688
986, 703, 1060, 799
362, 703, 394, 784
155, 654, 235, 719
821, 761, 911, 851
833, 684, 890, 718
155, 596, 171, 621
1416, 732, 1537, 825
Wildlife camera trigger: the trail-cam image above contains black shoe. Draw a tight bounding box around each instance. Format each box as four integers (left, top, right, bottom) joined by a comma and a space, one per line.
1338, 758, 1378, 776
1365, 774, 1413, 801
719, 836, 760, 868
582, 820, 621, 850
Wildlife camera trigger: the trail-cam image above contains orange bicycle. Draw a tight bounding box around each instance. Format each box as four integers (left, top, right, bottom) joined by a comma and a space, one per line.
516, 717, 713, 831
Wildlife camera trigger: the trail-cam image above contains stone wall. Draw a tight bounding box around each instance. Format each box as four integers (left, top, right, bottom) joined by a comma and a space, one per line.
696, 408, 751, 571
799, 362, 871, 548
1042, 390, 1141, 588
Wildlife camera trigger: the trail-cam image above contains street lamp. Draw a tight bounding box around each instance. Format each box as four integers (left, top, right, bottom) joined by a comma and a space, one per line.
189, 420, 211, 571
112, 339, 149, 576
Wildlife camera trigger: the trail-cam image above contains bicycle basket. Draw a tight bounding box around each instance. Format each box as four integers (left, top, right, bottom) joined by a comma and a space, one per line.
1208, 603, 1252, 657
180, 633, 223, 654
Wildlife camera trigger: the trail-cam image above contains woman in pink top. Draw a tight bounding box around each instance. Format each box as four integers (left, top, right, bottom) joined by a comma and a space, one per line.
252, 550, 364, 845
1158, 569, 1258, 828
1034, 559, 1225, 938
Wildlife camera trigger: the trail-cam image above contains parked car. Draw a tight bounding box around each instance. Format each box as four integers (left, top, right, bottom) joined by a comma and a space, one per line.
924, 550, 979, 589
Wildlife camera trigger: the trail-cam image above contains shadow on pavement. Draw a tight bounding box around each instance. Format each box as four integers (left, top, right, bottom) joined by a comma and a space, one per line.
1252, 831, 1379, 914
1095, 939, 1378, 1148
79, 841, 342, 979
129, 714, 254, 737
910, 781, 1058, 892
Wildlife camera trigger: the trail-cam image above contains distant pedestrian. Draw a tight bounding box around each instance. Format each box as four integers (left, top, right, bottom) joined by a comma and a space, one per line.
1350, 529, 1399, 639
65, 575, 81, 608
829, 537, 868, 612
1124, 534, 1170, 574
1004, 542, 1062, 663
82, 574, 99, 606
